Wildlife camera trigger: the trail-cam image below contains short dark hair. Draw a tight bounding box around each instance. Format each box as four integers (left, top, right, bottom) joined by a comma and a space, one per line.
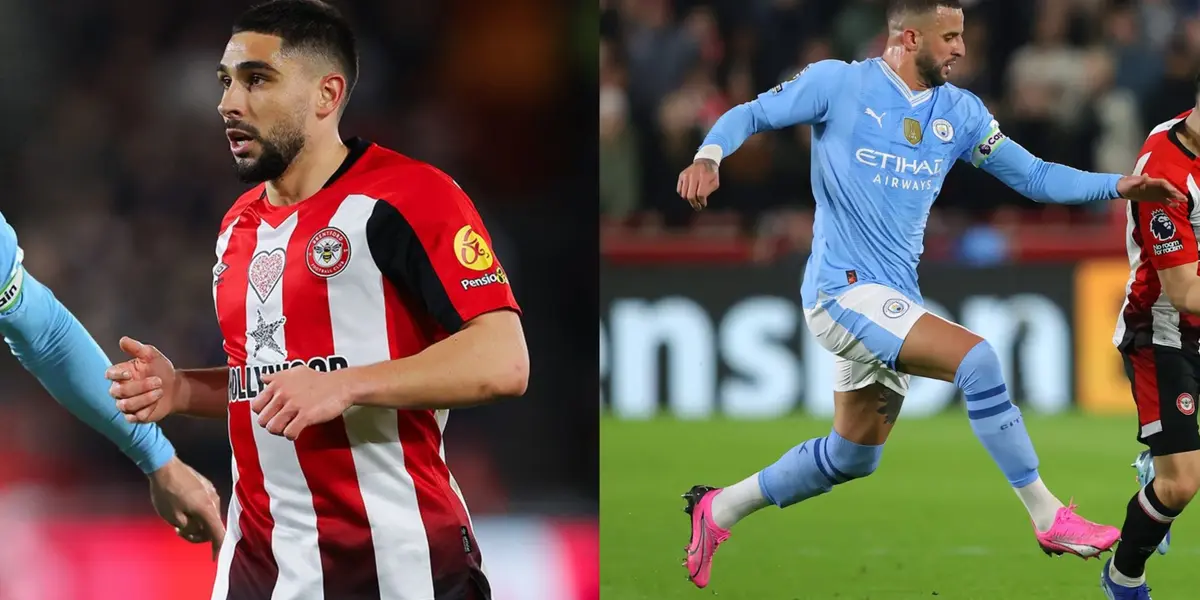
887, 0, 963, 29
232, 0, 359, 109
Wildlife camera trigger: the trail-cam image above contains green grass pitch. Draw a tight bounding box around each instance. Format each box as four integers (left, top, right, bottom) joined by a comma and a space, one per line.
601, 412, 1197, 599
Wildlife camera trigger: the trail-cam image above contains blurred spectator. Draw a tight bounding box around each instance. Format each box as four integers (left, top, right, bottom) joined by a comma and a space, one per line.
601, 45, 641, 218
602, 0, 1200, 241
1106, 1, 1164, 104
1143, 35, 1200, 128
1088, 47, 1144, 177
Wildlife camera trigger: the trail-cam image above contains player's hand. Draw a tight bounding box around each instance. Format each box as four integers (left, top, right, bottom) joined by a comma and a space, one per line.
148, 456, 225, 561
1118, 175, 1187, 206
677, 159, 720, 210
250, 365, 354, 441
107, 336, 182, 423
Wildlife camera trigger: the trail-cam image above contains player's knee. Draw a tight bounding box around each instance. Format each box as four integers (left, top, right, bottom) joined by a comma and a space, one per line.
1154, 474, 1200, 509
825, 430, 884, 481
1155, 456, 1200, 508
954, 339, 1003, 389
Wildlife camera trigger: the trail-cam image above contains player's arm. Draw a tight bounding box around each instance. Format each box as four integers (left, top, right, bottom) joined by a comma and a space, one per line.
1132, 184, 1200, 314
349, 310, 526, 410
107, 340, 229, 421
0, 218, 175, 473
172, 367, 231, 419
1158, 263, 1200, 315
968, 119, 1122, 205
345, 168, 528, 410
695, 59, 846, 165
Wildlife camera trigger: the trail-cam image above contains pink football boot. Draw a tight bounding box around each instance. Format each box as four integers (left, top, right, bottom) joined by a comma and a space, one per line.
681, 485, 731, 588
1034, 500, 1121, 559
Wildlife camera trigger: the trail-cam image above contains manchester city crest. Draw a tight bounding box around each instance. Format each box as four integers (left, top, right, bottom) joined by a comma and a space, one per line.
932, 119, 954, 142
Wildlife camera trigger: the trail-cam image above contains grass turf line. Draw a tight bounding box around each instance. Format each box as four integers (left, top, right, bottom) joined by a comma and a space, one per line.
601, 412, 1192, 599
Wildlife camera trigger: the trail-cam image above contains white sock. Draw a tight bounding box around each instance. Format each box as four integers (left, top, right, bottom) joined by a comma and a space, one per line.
1109, 562, 1146, 587
710, 473, 770, 530
1014, 477, 1064, 531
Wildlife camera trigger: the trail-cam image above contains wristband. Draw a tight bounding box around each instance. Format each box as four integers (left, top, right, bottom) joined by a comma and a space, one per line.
693, 144, 724, 167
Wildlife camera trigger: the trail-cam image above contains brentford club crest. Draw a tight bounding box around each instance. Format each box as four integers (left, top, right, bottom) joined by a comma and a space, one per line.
1178, 393, 1196, 416
306, 227, 350, 278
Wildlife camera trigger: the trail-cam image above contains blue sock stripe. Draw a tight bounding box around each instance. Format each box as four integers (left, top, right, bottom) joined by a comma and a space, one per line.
965, 392, 1012, 412
967, 399, 1014, 420
965, 383, 1007, 403
760, 433, 884, 509
811, 438, 837, 484
821, 437, 853, 483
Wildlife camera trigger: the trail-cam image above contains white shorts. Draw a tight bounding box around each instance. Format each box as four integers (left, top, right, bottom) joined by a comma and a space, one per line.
803, 283, 928, 396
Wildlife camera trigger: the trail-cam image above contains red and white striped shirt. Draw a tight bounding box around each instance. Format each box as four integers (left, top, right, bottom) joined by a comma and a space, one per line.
1115, 110, 1200, 354
210, 138, 519, 600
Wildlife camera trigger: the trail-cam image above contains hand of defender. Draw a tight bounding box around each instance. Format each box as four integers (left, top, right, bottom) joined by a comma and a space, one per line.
677, 159, 720, 211
1118, 175, 1187, 206
251, 365, 354, 441
107, 336, 180, 424
148, 457, 225, 561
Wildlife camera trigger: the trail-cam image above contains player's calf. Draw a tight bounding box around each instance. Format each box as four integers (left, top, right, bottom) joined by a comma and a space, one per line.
952, 339, 1040, 487
900, 327, 1041, 490
1148, 452, 1200, 509
706, 430, 884, 531
899, 317, 1059, 523
682, 426, 884, 587
1111, 450, 1200, 588
900, 315, 1120, 557
706, 385, 892, 531
1131, 451, 1170, 555
757, 427, 883, 508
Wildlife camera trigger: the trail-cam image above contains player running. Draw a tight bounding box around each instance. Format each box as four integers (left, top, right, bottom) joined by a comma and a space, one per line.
1099, 90, 1200, 599
0, 213, 224, 555
675, 0, 1186, 589
107, 1, 527, 598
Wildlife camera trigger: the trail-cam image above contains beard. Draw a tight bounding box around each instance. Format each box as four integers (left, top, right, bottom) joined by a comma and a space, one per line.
915, 50, 951, 88
230, 120, 306, 184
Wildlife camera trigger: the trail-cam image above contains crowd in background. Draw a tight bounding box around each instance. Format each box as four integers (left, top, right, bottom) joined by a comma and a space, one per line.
0, 0, 596, 523
600, 0, 1200, 234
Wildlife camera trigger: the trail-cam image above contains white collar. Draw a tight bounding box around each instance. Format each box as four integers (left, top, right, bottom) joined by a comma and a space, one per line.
876, 58, 933, 107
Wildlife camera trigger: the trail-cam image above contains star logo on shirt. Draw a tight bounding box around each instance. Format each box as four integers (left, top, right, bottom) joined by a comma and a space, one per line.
247, 311, 287, 359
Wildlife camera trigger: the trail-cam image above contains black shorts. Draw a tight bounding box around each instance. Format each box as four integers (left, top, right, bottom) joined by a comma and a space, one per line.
1123, 345, 1200, 456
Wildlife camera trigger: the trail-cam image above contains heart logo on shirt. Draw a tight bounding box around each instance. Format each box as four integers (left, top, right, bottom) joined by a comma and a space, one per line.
248, 249, 286, 304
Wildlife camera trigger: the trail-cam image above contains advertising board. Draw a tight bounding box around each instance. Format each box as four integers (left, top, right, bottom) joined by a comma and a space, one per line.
600, 260, 1134, 419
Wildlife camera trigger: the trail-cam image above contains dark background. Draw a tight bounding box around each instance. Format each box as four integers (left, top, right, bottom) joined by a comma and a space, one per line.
600, 0, 1194, 264
0, 1, 597, 596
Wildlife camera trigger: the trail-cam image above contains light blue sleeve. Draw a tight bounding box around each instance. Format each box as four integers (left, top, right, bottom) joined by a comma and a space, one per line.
0, 215, 175, 474
958, 95, 1121, 204
979, 141, 1121, 204
701, 59, 848, 157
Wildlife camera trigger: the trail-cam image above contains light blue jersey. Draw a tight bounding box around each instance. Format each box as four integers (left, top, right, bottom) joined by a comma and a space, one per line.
0, 212, 175, 473
701, 58, 1123, 307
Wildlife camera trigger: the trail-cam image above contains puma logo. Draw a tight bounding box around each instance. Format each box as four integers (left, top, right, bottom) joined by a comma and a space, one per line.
687, 516, 709, 578
865, 107, 886, 128
688, 522, 707, 557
